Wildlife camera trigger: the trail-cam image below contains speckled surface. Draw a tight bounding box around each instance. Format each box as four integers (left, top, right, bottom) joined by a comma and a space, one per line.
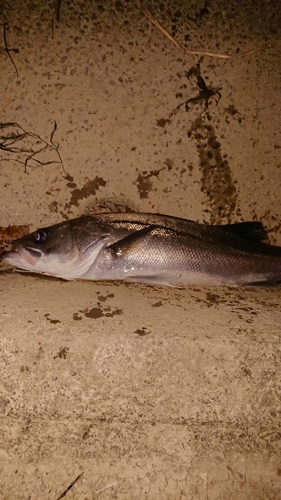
0, 1, 281, 498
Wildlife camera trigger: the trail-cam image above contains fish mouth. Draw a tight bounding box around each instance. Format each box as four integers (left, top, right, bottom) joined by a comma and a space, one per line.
1, 245, 43, 268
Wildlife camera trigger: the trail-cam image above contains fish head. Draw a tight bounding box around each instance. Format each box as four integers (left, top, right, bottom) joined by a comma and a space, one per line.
1, 216, 112, 280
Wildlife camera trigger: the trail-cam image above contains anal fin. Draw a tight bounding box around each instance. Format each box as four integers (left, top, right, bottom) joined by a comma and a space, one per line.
124, 272, 182, 287
243, 279, 281, 287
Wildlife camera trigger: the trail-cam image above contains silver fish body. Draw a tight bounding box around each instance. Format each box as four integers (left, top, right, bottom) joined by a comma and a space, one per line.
2, 212, 281, 287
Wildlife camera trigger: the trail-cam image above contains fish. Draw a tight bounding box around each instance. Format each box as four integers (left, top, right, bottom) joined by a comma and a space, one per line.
1, 212, 281, 287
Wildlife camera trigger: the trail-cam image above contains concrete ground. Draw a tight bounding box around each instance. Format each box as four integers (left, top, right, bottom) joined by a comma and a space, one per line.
0, 0, 281, 498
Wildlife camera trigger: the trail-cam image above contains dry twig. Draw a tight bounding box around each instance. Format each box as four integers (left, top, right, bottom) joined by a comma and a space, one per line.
0, 121, 66, 175
55, 472, 84, 500
142, 9, 263, 60
52, 0, 62, 35
0, 98, 15, 113
95, 481, 119, 494
1, 19, 19, 75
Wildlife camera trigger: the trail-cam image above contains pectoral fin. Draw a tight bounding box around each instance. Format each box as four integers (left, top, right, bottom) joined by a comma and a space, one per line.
107, 225, 156, 258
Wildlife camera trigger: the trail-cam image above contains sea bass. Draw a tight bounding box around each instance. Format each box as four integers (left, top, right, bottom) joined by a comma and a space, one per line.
1, 212, 281, 287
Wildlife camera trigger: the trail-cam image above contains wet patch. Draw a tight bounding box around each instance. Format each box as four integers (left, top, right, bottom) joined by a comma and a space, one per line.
188, 117, 238, 224
54, 347, 69, 359
73, 312, 83, 321
241, 366, 252, 377
205, 292, 226, 306
81, 306, 123, 319
225, 105, 242, 124
134, 168, 165, 199
84, 307, 104, 319
20, 365, 30, 373
96, 292, 115, 303
156, 118, 171, 128
164, 158, 173, 170
188, 289, 280, 324
65, 176, 107, 208
134, 327, 150, 336
170, 66, 238, 224
73, 292, 122, 320
44, 313, 61, 324
48, 200, 59, 213
88, 200, 134, 215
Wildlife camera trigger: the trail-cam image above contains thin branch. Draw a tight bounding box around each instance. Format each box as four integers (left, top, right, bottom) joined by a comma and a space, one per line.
0, 121, 66, 175
95, 481, 119, 494
0, 98, 15, 113
142, 9, 185, 53
55, 472, 83, 500
49, 120, 66, 174
142, 9, 263, 60
55, 0, 62, 22
50, 120, 57, 144
52, 0, 62, 35
2, 21, 19, 76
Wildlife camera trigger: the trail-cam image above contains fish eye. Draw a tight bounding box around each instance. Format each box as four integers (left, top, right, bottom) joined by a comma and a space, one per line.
33, 229, 48, 243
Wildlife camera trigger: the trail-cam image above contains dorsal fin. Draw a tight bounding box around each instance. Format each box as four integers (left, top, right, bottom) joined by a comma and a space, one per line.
220, 221, 268, 243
